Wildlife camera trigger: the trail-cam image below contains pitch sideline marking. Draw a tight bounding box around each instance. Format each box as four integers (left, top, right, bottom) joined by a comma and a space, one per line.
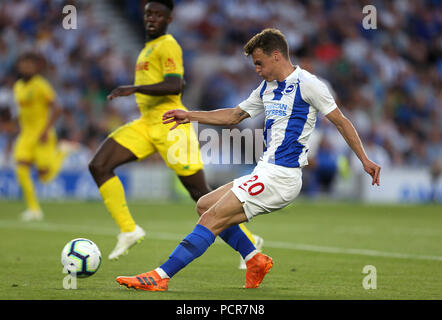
0, 219, 441, 262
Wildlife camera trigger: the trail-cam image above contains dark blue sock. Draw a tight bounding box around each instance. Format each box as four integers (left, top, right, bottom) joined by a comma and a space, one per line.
219, 225, 256, 259
160, 224, 215, 278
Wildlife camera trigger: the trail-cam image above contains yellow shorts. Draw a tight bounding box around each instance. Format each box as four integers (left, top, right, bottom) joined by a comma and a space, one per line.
109, 117, 204, 176
13, 129, 57, 170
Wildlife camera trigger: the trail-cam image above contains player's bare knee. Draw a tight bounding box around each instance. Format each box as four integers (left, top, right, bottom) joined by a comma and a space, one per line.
188, 188, 203, 202
198, 209, 216, 228
88, 160, 98, 177
196, 202, 205, 216
88, 158, 107, 179
37, 169, 49, 181
196, 195, 210, 216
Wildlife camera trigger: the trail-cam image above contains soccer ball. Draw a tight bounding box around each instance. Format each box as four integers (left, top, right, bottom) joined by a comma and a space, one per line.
61, 238, 102, 278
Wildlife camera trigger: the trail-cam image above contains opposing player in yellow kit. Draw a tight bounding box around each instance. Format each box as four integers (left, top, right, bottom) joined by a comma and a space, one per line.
13, 52, 76, 221
89, 0, 263, 266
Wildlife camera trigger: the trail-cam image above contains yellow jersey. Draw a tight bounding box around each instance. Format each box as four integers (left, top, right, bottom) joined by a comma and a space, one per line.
13, 75, 56, 136
134, 33, 185, 120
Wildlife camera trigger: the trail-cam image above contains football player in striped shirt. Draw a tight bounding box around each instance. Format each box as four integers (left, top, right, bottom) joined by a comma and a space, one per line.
116, 28, 381, 291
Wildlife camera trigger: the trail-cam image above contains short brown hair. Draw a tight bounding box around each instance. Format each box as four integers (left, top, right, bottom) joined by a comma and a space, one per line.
243, 28, 289, 58
17, 51, 47, 73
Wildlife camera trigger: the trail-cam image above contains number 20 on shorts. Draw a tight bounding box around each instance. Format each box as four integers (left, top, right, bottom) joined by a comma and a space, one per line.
238, 175, 265, 196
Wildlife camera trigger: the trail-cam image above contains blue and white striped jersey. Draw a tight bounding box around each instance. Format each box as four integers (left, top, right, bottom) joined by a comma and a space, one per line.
239, 66, 337, 168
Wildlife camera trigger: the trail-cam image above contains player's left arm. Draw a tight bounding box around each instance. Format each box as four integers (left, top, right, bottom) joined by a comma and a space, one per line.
108, 39, 185, 100
107, 76, 185, 100
39, 101, 62, 143
326, 107, 381, 186
40, 81, 61, 143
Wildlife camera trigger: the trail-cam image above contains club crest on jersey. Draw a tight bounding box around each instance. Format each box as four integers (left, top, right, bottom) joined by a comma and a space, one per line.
283, 83, 296, 95
144, 46, 155, 57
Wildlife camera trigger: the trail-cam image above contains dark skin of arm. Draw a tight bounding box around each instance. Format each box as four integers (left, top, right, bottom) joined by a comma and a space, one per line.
107, 2, 182, 101
107, 76, 185, 100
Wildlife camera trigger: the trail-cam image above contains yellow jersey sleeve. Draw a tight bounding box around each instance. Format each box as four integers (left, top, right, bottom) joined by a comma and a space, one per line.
159, 38, 184, 79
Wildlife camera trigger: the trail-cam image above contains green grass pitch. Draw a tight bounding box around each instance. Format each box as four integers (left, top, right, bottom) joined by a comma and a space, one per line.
0, 200, 441, 300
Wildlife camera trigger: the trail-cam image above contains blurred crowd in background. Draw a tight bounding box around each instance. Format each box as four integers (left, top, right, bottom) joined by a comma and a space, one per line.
0, 0, 440, 195
0, 0, 136, 170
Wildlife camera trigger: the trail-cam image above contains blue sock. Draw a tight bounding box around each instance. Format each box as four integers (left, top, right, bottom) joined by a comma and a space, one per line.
219, 225, 256, 259
160, 224, 215, 278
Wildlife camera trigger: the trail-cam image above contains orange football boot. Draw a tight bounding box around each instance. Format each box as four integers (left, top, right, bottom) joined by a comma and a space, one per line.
244, 252, 273, 288
116, 270, 169, 291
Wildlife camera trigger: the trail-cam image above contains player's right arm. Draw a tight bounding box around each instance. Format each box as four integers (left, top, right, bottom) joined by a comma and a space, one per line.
162, 106, 250, 130
163, 79, 266, 130
163, 80, 266, 130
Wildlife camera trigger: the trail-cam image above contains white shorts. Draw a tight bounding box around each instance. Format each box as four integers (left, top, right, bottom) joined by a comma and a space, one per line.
231, 161, 302, 221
